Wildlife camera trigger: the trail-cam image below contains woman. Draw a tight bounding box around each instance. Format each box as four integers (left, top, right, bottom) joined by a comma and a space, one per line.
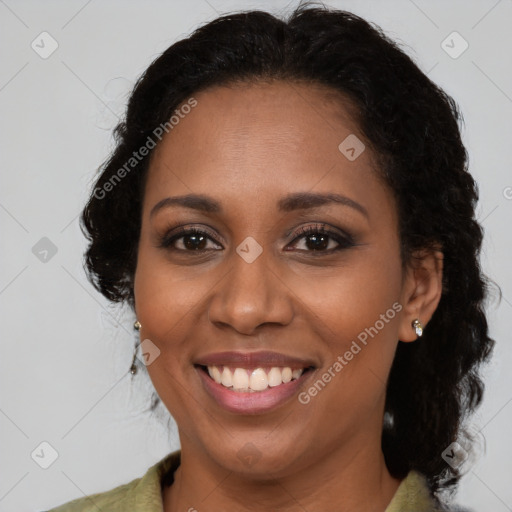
47, 4, 494, 511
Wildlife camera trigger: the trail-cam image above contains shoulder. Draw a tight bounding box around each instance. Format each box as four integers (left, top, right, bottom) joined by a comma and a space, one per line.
45, 478, 141, 512
44, 451, 181, 512
386, 471, 472, 512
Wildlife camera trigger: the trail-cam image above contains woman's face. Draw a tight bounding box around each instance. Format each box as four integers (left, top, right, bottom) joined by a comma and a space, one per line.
134, 81, 422, 477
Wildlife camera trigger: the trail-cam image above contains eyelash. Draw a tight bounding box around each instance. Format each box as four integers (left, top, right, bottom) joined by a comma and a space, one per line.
158, 223, 355, 255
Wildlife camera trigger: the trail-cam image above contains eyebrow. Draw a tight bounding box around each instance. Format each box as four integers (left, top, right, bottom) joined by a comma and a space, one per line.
150, 192, 368, 218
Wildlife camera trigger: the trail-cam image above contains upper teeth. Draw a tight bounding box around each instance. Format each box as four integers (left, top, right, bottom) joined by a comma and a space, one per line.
207, 366, 304, 392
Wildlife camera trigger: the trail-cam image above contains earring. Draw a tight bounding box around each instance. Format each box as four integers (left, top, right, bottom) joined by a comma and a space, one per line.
412, 319, 423, 338
130, 347, 138, 375
130, 320, 141, 375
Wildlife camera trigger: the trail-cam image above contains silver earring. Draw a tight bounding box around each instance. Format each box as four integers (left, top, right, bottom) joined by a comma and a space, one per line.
412, 319, 423, 338
134, 320, 141, 331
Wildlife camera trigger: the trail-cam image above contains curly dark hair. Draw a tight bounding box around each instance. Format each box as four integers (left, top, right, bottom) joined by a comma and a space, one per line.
80, 2, 495, 503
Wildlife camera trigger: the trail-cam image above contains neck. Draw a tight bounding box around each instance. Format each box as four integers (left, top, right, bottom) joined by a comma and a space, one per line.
163, 433, 401, 512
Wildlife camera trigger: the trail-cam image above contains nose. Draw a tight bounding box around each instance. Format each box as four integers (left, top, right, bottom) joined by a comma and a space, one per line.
207, 250, 294, 335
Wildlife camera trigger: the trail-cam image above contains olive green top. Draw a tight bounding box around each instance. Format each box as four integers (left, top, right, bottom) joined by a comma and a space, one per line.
46, 450, 446, 511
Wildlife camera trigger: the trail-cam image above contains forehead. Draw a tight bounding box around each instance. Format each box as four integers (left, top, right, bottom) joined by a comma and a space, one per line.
166, 80, 363, 156
143, 80, 392, 225
150, 81, 368, 173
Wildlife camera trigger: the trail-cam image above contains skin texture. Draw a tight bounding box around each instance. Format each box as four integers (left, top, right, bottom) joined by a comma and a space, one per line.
133, 81, 443, 512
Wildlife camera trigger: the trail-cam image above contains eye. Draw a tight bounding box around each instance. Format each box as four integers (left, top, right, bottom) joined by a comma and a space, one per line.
158, 223, 355, 255
159, 226, 222, 252
287, 223, 355, 254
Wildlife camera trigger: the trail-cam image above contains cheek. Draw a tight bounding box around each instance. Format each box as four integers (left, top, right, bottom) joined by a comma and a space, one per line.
135, 269, 206, 332
132, 243, 205, 384
294, 253, 403, 342
294, 249, 404, 401
133, 227, 209, 333
133, 253, 203, 421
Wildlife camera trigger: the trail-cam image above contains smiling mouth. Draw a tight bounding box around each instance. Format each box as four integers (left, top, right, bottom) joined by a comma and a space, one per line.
197, 365, 314, 393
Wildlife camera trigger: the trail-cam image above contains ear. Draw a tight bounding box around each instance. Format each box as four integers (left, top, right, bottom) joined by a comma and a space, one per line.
398, 249, 443, 342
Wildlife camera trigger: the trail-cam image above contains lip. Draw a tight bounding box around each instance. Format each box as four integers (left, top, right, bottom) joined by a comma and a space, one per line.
196, 365, 314, 415
195, 350, 316, 369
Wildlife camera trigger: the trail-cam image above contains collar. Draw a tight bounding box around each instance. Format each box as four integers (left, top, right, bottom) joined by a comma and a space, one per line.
140, 451, 441, 511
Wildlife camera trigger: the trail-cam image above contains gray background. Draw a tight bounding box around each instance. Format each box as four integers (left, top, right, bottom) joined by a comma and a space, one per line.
1, 1, 511, 510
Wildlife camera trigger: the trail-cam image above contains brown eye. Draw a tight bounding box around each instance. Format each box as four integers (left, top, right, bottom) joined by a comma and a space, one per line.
160, 227, 222, 252
288, 224, 355, 253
